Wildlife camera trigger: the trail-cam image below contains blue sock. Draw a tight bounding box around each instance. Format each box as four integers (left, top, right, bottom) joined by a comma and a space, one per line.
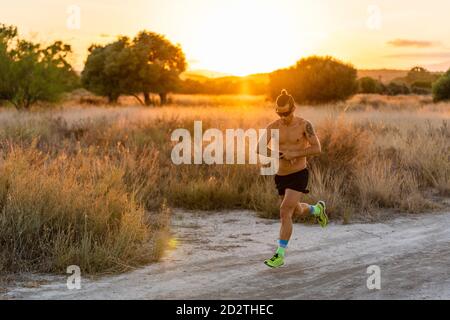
278, 239, 288, 248
276, 239, 289, 257
309, 205, 319, 216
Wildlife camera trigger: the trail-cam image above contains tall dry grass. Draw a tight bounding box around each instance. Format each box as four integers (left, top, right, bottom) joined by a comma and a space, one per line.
0, 144, 170, 274
0, 93, 448, 273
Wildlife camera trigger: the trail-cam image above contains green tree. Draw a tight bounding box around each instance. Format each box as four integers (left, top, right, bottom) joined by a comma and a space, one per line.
81, 37, 133, 104
132, 31, 186, 105
432, 69, 450, 102
81, 31, 186, 105
0, 24, 78, 110
269, 56, 357, 103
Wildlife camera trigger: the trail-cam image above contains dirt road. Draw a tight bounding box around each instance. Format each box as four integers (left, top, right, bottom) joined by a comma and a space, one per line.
6, 209, 450, 299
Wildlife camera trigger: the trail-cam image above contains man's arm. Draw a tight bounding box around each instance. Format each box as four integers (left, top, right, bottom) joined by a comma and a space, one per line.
285, 121, 321, 159
256, 122, 284, 159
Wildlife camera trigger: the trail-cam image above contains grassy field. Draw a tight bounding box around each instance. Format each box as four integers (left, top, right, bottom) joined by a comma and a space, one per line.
0, 93, 448, 274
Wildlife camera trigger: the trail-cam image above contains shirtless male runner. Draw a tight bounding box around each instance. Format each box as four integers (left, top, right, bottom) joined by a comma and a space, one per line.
257, 89, 329, 268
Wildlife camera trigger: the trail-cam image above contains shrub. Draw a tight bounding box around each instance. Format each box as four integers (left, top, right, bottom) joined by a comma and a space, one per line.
386, 82, 410, 95
309, 117, 371, 174
0, 24, 78, 110
0, 147, 166, 274
269, 56, 357, 104
358, 77, 384, 94
432, 70, 450, 102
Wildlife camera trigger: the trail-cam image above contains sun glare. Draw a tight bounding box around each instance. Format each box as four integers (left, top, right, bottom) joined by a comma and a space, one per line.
182, 0, 328, 75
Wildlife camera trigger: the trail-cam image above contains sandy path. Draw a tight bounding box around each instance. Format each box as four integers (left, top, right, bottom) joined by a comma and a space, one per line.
6, 209, 450, 300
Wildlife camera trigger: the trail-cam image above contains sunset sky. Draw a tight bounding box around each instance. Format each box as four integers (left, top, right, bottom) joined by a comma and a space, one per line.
2, 0, 450, 75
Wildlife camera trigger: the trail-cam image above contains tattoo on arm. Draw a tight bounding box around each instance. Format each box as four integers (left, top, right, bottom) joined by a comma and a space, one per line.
305, 121, 315, 137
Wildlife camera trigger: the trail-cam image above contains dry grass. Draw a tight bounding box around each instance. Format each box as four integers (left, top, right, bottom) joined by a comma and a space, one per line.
0, 145, 170, 274
0, 93, 448, 273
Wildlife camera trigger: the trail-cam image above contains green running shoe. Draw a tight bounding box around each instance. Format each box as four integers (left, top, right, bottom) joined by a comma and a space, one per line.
264, 253, 284, 268
316, 200, 329, 228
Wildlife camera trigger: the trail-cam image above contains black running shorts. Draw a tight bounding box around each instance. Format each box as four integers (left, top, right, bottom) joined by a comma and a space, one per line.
274, 168, 310, 196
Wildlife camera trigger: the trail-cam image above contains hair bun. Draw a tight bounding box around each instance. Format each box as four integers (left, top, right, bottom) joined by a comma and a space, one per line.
281, 89, 288, 95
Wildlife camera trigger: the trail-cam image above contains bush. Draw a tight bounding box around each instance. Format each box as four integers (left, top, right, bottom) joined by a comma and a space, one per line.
432, 70, 450, 102
269, 56, 357, 104
310, 117, 371, 174
358, 77, 384, 94
386, 82, 410, 95
0, 24, 78, 110
0, 147, 167, 274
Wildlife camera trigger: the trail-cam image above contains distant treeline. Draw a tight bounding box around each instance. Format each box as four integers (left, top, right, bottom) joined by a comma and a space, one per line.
2, 22, 450, 109
178, 62, 450, 103
357, 66, 443, 96
176, 74, 269, 95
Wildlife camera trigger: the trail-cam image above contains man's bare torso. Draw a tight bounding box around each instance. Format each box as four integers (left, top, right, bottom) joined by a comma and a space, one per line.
272, 116, 309, 176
